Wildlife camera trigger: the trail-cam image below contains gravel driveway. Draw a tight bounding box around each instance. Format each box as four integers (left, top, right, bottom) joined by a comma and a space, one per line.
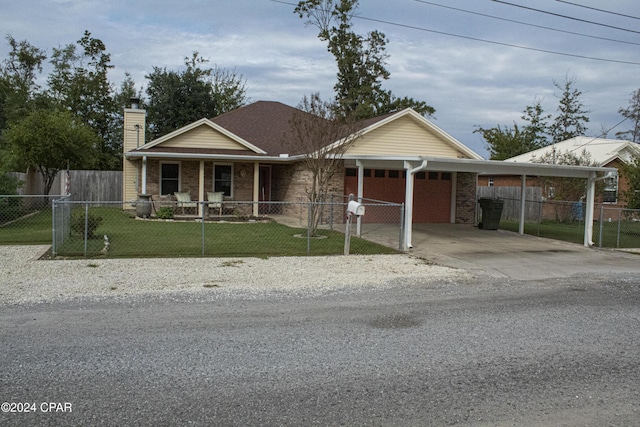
0, 245, 468, 306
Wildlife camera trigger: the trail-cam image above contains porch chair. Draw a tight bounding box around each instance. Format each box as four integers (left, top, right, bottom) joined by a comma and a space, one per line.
174, 192, 197, 214
207, 191, 224, 217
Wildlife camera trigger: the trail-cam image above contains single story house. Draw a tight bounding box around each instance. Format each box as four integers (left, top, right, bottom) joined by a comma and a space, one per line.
479, 137, 640, 207
123, 101, 616, 248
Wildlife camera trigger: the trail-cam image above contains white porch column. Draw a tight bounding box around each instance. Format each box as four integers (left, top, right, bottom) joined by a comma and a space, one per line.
253, 162, 260, 217
141, 156, 147, 195
198, 160, 205, 217
519, 175, 526, 235
584, 172, 596, 246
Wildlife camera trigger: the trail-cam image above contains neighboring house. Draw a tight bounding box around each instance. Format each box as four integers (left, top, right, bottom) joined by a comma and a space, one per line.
122, 101, 617, 248
479, 137, 640, 207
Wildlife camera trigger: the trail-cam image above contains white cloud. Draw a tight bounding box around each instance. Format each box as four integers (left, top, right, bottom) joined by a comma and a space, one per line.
2, 0, 640, 157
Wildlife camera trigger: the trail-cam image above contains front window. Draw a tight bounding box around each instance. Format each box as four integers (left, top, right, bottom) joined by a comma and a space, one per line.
214, 164, 233, 197
603, 190, 617, 204
160, 163, 179, 195
603, 175, 618, 204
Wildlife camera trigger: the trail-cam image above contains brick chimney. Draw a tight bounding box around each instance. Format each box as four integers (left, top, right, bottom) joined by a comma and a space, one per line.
123, 98, 146, 203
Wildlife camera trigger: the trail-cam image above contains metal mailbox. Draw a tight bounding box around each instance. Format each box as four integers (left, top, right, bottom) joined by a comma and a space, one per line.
347, 200, 365, 216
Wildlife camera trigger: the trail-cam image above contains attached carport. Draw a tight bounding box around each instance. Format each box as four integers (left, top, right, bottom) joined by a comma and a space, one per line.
347, 156, 617, 251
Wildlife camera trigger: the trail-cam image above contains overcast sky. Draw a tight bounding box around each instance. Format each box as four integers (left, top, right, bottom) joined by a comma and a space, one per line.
2, 0, 639, 157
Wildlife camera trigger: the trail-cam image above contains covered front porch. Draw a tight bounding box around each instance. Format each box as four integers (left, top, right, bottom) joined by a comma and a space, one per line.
130, 155, 285, 218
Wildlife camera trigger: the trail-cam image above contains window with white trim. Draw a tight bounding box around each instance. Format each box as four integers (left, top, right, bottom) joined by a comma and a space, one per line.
160, 163, 180, 195
214, 164, 233, 197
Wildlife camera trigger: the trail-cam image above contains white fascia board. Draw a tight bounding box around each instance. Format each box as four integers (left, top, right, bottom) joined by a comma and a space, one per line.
125, 151, 302, 162
138, 118, 267, 154
420, 157, 617, 178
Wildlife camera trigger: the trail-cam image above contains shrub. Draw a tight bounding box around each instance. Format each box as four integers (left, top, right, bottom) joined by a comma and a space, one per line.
71, 211, 103, 238
156, 207, 174, 219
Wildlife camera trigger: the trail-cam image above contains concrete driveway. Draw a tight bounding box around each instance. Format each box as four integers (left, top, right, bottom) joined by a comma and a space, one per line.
409, 224, 640, 280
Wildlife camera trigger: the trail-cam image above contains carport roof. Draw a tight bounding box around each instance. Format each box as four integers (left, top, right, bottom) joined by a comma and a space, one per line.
348, 155, 617, 179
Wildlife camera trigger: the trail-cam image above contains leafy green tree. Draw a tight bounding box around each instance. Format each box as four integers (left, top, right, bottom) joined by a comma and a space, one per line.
47, 31, 119, 169
474, 124, 528, 160
475, 100, 550, 160
3, 109, 99, 195
521, 100, 551, 148
0, 35, 47, 129
295, 0, 434, 120
532, 149, 600, 222
549, 76, 590, 144
616, 88, 640, 142
145, 52, 248, 140
620, 153, 640, 209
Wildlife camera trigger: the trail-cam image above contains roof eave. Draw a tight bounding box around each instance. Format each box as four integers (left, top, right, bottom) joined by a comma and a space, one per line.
125, 151, 303, 162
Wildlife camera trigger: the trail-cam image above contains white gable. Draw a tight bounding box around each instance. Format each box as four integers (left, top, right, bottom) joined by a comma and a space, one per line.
506, 137, 640, 166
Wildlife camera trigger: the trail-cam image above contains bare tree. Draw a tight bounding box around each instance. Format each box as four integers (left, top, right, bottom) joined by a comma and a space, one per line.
616, 88, 640, 143
285, 93, 361, 236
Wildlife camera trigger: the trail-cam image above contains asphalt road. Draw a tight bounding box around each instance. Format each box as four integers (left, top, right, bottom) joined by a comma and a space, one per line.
1, 274, 639, 426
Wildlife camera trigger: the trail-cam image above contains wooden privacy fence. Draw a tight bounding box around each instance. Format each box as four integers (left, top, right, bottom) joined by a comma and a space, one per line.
477, 186, 543, 221
10, 170, 122, 203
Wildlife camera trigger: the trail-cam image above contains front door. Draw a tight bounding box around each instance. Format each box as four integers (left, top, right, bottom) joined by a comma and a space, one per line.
259, 165, 272, 214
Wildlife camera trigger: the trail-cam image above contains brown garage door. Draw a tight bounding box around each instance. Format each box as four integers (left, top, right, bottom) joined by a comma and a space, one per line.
344, 169, 451, 223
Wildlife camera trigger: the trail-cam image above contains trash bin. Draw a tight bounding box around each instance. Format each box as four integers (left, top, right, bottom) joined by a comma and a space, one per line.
136, 194, 152, 218
478, 198, 504, 230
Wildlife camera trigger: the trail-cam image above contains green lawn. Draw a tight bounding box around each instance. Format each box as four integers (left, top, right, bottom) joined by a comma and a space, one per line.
0, 210, 53, 244
3, 207, 396, 258
499, 219, 640, 248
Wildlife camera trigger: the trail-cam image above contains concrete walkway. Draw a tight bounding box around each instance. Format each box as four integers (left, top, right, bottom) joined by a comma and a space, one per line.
408, 224, 640, 280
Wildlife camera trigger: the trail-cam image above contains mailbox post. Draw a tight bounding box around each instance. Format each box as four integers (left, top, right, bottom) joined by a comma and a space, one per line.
344, 198, 365, 255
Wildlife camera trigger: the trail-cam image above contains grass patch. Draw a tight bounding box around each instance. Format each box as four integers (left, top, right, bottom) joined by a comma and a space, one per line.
51, 207, 396, 258
0, 210, 52, 244
499, 219, 640, 248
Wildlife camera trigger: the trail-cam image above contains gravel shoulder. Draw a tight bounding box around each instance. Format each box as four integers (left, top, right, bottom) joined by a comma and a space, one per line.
0, 245, 470, 306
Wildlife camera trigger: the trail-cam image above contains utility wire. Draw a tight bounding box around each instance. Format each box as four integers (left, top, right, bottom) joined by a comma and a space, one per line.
554, 0, 640, 21
271, 0, 640, 65
491, 0, 640, 35
414, 0, 640, 46
355, 15, 640, 66
565, 117, 630, 156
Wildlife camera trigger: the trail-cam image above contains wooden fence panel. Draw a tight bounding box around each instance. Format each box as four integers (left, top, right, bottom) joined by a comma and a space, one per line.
477, 186, 542, 221
7, 170, 122, 202
64, 170, 122, 202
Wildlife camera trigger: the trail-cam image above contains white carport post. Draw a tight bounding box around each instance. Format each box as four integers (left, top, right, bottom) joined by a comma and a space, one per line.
519, 174, 526, 235
403, 160, 427, 250
584, 171, 596, 246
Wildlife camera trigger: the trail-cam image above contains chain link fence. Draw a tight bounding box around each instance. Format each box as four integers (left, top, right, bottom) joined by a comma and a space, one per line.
41, 198, 403, 258
0, 195, 66, 245
482, 197, 640, 249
